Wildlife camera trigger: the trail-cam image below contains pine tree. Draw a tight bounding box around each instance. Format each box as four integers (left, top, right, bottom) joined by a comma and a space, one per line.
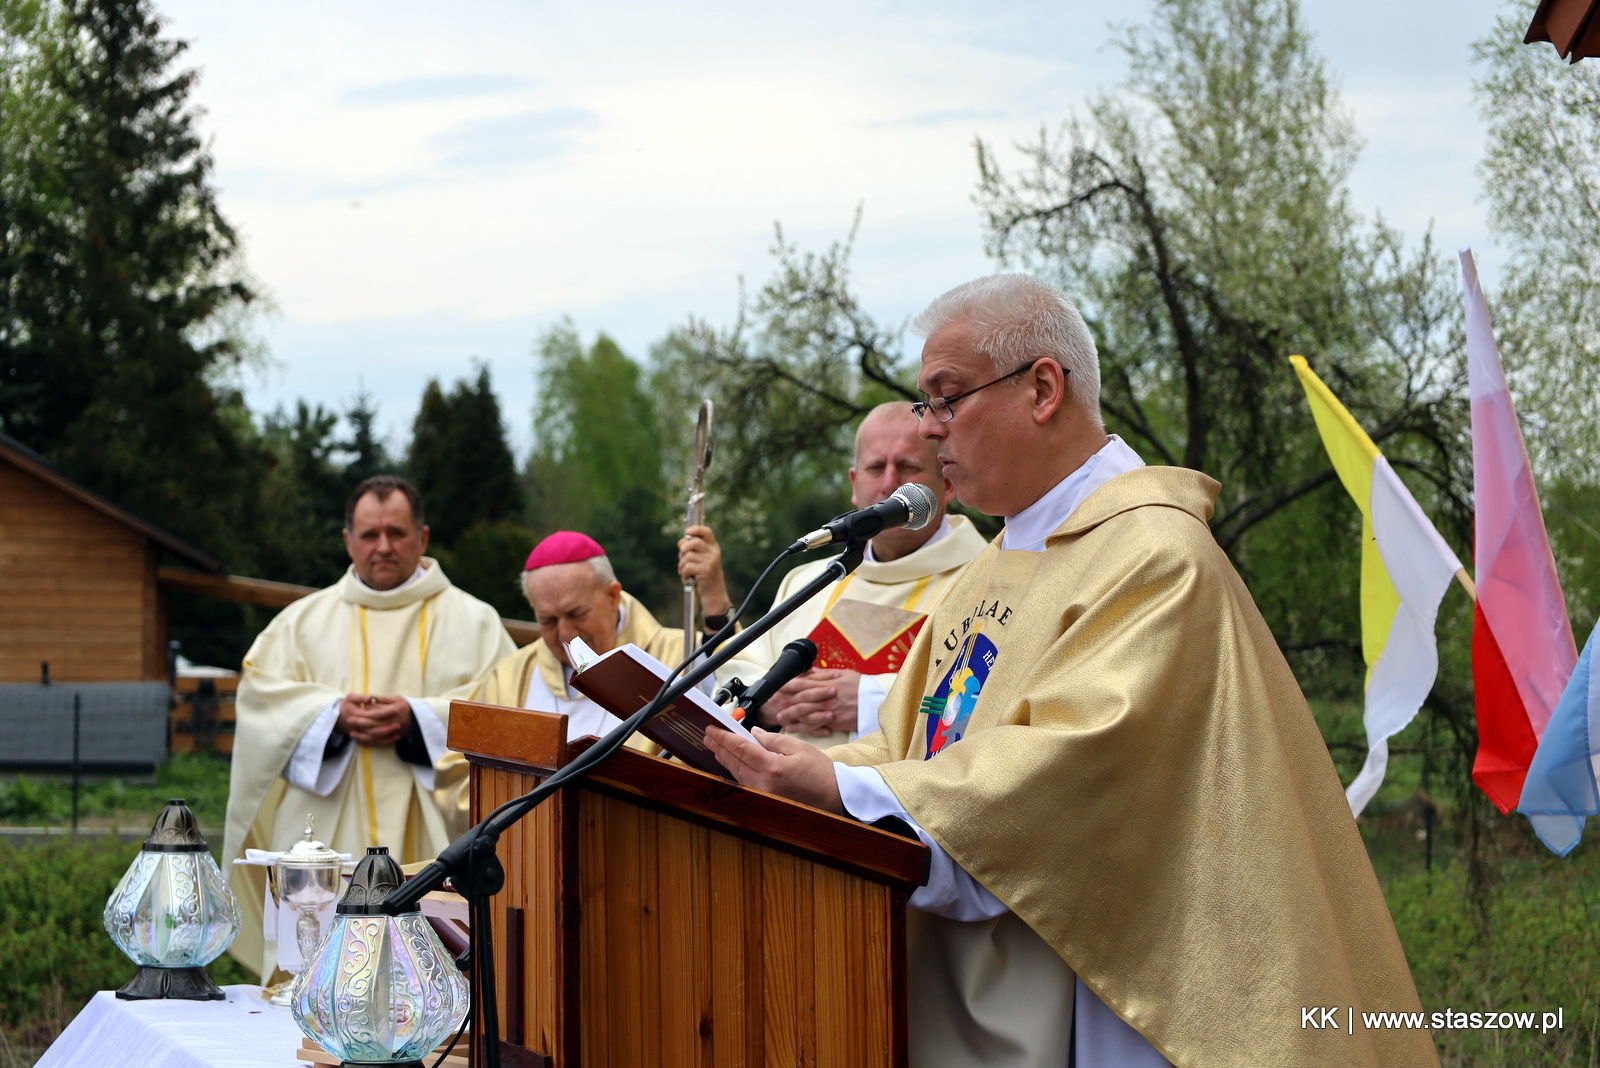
339, 389, 394, 489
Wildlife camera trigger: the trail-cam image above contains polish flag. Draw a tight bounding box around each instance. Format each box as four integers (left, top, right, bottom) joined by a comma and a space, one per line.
1461, 249, 1577, 813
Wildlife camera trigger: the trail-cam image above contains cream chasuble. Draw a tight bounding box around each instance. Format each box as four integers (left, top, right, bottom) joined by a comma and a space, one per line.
725, 514, 987, 748
447, 591, 676, 829
223, 558, 514, 978
829, 467, 1437, 1068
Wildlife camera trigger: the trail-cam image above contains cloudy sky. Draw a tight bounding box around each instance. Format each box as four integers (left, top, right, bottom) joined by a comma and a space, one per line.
159, 0, 1514, 456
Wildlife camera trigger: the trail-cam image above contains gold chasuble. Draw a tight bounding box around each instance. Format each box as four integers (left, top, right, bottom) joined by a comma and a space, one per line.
829, 468, 1435, 1068
223, 559, 514, 977
725, 515, 988, 749
466, 590, 677, 756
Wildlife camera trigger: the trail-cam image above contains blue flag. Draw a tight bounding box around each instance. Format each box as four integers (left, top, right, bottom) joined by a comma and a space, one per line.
1519, 623, 1599, 856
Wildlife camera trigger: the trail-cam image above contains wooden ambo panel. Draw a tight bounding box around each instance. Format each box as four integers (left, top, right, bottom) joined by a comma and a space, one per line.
455, 701, 923, 1068
574, 789, 899, 1068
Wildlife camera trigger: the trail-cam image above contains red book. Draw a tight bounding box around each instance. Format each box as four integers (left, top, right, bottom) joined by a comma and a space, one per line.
568, 642, 753, 779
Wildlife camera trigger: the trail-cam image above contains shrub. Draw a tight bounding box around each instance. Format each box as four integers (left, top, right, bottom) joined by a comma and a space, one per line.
0, 837, 251, 1059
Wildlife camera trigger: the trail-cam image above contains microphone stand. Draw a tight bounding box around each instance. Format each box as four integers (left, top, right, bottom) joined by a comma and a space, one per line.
385, 537, 869, 1068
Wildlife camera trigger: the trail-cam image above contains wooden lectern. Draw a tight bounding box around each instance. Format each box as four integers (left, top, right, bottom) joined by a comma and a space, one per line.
447, 700, 930, 1068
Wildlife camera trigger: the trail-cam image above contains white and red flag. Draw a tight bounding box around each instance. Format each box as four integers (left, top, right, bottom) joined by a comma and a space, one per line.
1461, 248, 1577, 813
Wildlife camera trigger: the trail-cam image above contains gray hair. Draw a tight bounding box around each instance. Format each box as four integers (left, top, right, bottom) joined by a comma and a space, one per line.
911, 274, 1101, 422
521, 553, 617, 597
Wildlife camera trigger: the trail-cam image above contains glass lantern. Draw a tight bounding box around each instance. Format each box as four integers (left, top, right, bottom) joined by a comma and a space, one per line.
103, 798, 241, 1000
292, 846, 469, 1066
268, 815, 343, 1007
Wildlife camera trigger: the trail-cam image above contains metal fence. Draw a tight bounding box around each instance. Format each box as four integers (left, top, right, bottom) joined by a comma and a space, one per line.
0, 681, 170, 772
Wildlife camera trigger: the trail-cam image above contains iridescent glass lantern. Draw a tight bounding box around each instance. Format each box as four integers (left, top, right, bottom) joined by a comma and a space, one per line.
292, 846, 469, 1066
103, 798, 241, 1000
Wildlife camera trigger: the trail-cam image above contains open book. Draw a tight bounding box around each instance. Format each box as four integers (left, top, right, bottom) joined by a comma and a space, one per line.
566, 639, 755, 778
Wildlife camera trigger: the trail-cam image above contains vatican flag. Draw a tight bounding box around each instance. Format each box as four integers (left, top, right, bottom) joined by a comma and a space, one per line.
1291, 356, 1469, 816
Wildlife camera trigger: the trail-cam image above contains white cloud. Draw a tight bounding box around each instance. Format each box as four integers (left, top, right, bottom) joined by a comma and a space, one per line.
156, 0, 1510, 453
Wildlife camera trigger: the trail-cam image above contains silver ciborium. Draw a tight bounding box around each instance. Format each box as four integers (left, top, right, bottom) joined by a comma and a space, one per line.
268, 816, 342, 1007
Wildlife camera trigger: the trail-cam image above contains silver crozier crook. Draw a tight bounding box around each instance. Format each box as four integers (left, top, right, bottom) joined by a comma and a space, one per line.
683, 399, 715, 640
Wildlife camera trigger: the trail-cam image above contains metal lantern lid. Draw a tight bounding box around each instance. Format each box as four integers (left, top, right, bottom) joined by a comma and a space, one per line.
336, 846, 416, 915
276, 816, 340, 868
140, 798, 208, 854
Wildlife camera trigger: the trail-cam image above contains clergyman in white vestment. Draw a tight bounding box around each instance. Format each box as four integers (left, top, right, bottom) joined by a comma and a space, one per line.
222, 476, 514, 979
679, 402, 987, 748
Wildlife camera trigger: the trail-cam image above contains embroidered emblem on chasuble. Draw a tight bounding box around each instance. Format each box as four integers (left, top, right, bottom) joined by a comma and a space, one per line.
923, 629, 998, 758
806, 596, 929, 674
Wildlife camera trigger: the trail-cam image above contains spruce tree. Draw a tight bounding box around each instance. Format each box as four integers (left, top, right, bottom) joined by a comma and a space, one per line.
340, 389, 394, 490
407, 364, 523, 547
0, 0, 263, 561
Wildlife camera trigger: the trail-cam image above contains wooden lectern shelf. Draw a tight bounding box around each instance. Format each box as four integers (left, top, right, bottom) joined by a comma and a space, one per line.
447, 699, 929, 1068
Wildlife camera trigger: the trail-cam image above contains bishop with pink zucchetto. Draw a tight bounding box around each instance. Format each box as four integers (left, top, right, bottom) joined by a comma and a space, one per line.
456, 531, 705, 813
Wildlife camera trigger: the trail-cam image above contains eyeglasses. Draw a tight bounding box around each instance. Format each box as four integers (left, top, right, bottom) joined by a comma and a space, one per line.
910, 360, 1068, 423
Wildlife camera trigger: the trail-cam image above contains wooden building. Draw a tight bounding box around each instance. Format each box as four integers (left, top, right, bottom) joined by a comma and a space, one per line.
0, 433, 226, 683
0, 432, 538, 686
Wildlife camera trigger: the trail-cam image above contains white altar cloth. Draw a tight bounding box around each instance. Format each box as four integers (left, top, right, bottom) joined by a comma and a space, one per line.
37, 985, 306, 1068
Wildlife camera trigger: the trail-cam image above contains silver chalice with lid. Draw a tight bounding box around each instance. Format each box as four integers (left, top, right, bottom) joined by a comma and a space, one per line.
269, 815, 342, 1006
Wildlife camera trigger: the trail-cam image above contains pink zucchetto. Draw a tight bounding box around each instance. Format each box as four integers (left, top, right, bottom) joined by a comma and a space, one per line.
523, 530, 606, 572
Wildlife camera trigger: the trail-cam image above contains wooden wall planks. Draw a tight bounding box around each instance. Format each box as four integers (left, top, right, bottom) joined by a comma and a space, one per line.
471, 763, 906, 1067
568, 789, 898, 1068
472, 761, 573, 1065
0, 461, 158, 682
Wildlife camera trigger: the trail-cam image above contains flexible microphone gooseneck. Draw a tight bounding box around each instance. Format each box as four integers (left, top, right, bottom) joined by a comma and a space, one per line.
792, 482, 937, 551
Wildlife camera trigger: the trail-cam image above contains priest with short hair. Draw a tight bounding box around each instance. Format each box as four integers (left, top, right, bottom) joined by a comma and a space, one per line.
679, 401, 987, 748
222, 475, 514, 980
706, 276, 1437, 1068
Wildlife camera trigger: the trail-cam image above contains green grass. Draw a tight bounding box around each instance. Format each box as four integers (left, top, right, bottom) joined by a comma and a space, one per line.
0, 755, 242, 1064
1386, 833, 1600, 1067
0, 753, 232, 830
5, 751, 1600, 1066
0, 836, 252, 1065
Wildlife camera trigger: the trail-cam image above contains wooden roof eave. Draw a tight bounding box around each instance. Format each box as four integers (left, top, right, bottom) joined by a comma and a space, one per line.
1526, 0, 1600, 61
0, 432, 224, 572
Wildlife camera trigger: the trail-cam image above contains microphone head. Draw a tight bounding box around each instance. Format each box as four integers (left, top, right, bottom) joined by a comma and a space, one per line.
782, 638, 818, 671
889, 483, 937, 531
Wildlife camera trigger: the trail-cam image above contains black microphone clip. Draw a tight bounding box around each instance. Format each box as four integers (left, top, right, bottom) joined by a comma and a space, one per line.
737, 639, 818, 719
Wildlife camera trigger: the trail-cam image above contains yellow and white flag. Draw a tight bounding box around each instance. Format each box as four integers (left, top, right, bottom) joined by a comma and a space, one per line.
1291, 356, 1468, 816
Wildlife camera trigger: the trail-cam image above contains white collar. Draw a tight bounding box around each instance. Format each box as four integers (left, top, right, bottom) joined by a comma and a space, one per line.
865, 514, 952, 563
354, 563, 427, 593
1001, 435, 1145, 553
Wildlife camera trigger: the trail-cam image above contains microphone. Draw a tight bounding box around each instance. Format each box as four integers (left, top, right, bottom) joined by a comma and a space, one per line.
736, 639, 817, 720
793, 483, 937, 551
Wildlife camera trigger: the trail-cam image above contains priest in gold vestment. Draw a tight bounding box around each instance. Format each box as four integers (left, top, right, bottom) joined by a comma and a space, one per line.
466, 529, 688, 750
679, 402, 986, 748
223, 477, 514, 978
706, 276, 1438, 1068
